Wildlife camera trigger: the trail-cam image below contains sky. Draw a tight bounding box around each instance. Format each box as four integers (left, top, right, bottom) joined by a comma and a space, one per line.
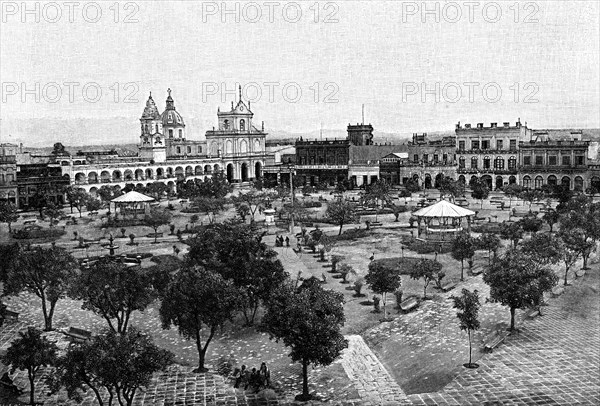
1, 0, 599, 146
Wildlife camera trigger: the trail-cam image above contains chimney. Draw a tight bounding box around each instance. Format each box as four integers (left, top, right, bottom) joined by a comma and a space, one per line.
503, 122, 510, 128
477, 123, 483, 129
490, 123, 497, 128
465, 124, 471, 129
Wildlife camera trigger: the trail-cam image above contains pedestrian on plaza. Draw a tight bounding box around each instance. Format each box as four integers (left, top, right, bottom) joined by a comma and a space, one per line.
285, 236, 290, 247
234, 365, 247, 388
369, 252, 375, 261
279, 235, 284, 247
245, 367, 259, 391
275, 235, 280, 247
259, 362, 271, 388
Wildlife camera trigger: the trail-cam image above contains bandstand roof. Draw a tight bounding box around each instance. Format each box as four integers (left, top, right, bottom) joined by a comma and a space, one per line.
111, 191, 155, 203
413, 200, 475, 218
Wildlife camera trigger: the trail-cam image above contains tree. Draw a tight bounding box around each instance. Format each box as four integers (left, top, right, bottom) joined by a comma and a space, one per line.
519, 215, 543, 234
409, 259, 442, 300
65, 186, 90, 217
438, 177, 464, 202
483, 249, 558, 331
5, 246, 78, 331
471, 181, 489, 209
499, 221, 524, 248
70, 258, 156, 334
519, 189, 544, 212
503, 184, 523, 208
557, 230, 587, 286
520, 233, 562, 266
326, 198, 358, 235
160, 266, 239, 372
232, 190, 276, 222
192, 196, 225, 224
44, 201, 63, 226
144, 207, 172, 243
52, 142, 67, 155
398, 188, 412, 203
337, 263, 354, 284
476, 232, 501, 265
186, 221, 287, 325
364, 180, 392, 221
365, 261, 402, 319
405, 180, 421, 193
97, 185, 122, 205
1, 327, 58, 405
0, 201, 18, 233
451, 232, 475, 280
450, 289, 481, 368
145, 182, 169, 200
49, 329, 173, 406
542, 209, 560, 233
559, 197, 600, 270
260, 281, 347, 401
85, 196, 103, 212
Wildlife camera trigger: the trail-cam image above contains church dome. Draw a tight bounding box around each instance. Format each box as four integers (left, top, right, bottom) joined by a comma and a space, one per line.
141, 93, 160, 120
160, 88, 185, 127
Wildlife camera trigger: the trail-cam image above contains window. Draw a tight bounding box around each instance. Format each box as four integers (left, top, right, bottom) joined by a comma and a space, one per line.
155, 124, 159, 133
548, 156, 557, 165
481, 140, 489, 150
413, 154, 419, 163
471, 140, 479, 150
496, 140, 503, 150
508, 156, 516, 170
523, 176, 531, 188
423, 154, 428, 163
240, 119, 245, 131
198, 146, 202, 153
177, 147, 181, 154
443, 153, 447, 162
523, 156, 531, 166
471, 157, 478, 169
534, 176, 543, 189
433, 154, 439, 163
179, 129, 183, 138
223, 119, 230, 129
562, 155, 571, 166
535, 156, 544, 166
576, 156, 584, 165
509, 139, 517, 150
483, 156, 491, 169
187, 146, 191, 154
494, 157, 505, 169
459, 140, 465, 150
459, 156, 465, 168
169, 129, 173, 138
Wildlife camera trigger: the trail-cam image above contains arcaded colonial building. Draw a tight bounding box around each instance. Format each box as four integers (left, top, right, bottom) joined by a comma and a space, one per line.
398, 133, 457, 188
57, 89, 267, 196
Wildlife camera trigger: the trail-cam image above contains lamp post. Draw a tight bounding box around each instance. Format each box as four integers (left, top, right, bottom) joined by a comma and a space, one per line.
288, 163, 295, 234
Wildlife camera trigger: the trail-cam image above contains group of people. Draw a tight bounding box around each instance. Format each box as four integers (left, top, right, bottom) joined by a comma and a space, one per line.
233, 362, 271, 392
275, 235, 290, 247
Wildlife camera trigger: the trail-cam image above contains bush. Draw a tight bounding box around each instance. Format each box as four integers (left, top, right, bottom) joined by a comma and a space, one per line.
331, 228, 371, 242
12, 227, 66, 240
471, 222, 502, 234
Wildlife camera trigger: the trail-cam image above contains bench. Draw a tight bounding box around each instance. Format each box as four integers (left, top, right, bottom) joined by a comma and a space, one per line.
441, 281, 457, 292
23, 219, 36, 225
525, 308, 541, 319
482, 330, 507, 352
551, 286, 565, 297
63, 327, 92, 343
3, 309, 19, 322
147, 232, 164, 238
400, 297, 419, 313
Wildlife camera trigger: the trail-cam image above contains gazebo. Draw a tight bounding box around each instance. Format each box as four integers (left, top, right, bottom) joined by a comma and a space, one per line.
110, 191, 155, 219
413, 199, 475, 241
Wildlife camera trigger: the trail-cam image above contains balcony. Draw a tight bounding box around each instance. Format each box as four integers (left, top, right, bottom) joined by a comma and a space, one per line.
519, 165, 587, 173
295, 164, 348, 170
456, 148, 519, 155
458, 168, 517, 175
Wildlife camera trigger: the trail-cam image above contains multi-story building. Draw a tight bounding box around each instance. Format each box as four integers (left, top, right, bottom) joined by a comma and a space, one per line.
16, 164, 69, 209
399, 133, 457, 188
0, 143, 19, 206
519, 130, 590, 191
455, 120, 528, 190
295, 138, 350, 186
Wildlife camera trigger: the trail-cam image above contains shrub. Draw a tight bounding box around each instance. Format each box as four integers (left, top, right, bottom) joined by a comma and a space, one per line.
353, 278, 365, 297
12, 227, 66, 240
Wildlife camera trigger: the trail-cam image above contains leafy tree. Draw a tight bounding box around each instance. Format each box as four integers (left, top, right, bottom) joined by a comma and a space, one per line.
232, 190, 276, 222
144, 207, 172, 243
338, 263, 354, 284
330, 255, 343, 273
409, 259, 442, 300
0, 201, 18, 233
519, 215, 543, 234
160, 266, 239, 372
44, 201, 63, 226
364, 180, 392, 221
451, 232, 476, 280
65, 186, 90, 217
49, 329, 173, 406
520, 233, 562, 266
365, 261, 401, 319
483, 249, 558, 331
5, 246, 78, 330
503, 184, 523, 208
52, 142, 67, 155
85, 196, 103, 212
145, 181, 169, 200
326, 198, 358, 235
476, 232, 501, 265
499, 221, 524, 248
70, 258, 156, 334
192, 196, 225, 224
260, 281, 347, 401
559, 197, 600, 269
451, 289, 481, 368
542, 209, 560, 233
1, 327, 58, 405
519, 189, 544, 212
186, 221, 287, 325
405, 180, 421, 193
557, 230, 587, 285
471, 181, 489, 209
438, 177, 464, 202
97, 185, 122, 204
398, 188, 412, 203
